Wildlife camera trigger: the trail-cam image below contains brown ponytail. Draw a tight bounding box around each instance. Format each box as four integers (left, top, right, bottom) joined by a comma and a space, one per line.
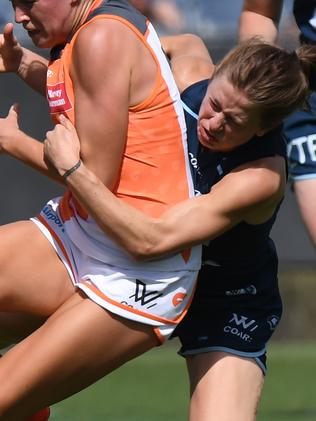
296, 44, 316, 92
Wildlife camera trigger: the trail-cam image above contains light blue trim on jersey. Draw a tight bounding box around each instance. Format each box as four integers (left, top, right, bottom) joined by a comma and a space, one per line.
179, 346, 267, 374
181, 100, 199, 120
255, 357, 267, 375
179, 345, 266, 358
292, 173, 316, 181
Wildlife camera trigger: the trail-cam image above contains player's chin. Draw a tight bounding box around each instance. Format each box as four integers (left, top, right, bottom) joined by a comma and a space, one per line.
198, 135, 220, 151
27, 31, 52, 48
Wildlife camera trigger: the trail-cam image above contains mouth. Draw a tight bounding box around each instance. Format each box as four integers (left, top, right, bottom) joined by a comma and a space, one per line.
197, 125, 219, 148
24, 26, 40, 36
27, 29, 39, 36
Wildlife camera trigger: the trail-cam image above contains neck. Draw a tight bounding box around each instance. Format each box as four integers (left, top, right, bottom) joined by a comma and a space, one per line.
69, 0, 95, 38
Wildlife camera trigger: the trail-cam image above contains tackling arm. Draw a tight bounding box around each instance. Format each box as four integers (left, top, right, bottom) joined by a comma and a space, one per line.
65, 157, 285, 260
44, 116, 286, 260
160, 34, 214, 93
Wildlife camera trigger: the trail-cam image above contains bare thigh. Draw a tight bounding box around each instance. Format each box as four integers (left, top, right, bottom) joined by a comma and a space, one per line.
187, 352, 264, 421
294, 179, 316, 247
0, 312, 47, 348
0, 220, 74, 315
0, 291, 159, 420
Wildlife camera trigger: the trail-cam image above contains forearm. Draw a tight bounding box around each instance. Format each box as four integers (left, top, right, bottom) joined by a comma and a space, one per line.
3, 131, 63, 183
64, 159, 280, 260
64, 163, 231, 260
65, 163, 166, 260
17, 47, 48, 96
160, 34, 210, 62
160, 34, 213, 93
238, 11, 279, 43
238, 0, 283, 44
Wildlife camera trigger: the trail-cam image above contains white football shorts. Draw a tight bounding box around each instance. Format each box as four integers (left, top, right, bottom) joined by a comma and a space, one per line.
31, 199, 200, 341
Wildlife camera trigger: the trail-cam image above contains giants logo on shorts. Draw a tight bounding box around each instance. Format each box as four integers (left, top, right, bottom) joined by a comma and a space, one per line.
172, 292, 187, 307
47, 82, 72, 114
129, 279, 163, 309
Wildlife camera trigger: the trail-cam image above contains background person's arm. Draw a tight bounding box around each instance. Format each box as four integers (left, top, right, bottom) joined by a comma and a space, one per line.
238, 0, 284, 43
160, 34, 214, 93
294, 180, 316, 248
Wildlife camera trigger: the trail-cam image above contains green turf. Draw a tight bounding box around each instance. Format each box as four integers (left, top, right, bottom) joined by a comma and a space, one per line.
258, 343, 316, 421
50, 342, 316, 421
51, 342, 189, 421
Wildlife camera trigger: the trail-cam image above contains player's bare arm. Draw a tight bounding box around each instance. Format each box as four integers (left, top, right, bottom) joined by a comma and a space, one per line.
160, 34, 214, 93
0, 23, 48, 95
0, 104, 64, 181
0, 24, 56, 180
71, 18, 156, 188
239, 0, 284, 43
44, 116, 286, 260
130, 156, 287, 257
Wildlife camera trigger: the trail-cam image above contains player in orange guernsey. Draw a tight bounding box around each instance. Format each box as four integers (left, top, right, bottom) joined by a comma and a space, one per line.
0, 0, 200, 418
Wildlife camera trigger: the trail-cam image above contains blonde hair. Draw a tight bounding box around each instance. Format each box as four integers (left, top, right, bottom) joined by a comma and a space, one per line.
214, 38, 316, 129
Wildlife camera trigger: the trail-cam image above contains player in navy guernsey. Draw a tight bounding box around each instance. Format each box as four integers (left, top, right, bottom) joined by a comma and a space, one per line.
171, 48, 286, 421
44, 35, 316, 421
240, 0, 316, 248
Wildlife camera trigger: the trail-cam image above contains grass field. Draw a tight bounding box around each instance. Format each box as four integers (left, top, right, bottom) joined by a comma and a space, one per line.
49, 341, 316, 421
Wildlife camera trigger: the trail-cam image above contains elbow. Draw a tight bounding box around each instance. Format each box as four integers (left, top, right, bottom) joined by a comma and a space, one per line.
128, 243, 163, 262
124, 221, 172, 262
127, 232, 170, 262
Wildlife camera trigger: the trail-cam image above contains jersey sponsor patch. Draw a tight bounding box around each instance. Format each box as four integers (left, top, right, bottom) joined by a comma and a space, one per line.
47, 82, 73, 114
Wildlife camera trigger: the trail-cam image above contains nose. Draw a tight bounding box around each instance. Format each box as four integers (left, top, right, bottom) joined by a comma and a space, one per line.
14, 6, 30, 24
208, 112, 226, 132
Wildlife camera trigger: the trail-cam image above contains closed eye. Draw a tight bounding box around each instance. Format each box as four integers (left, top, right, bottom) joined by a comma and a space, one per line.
225, 115, 245, 127
209, 98, 221, 112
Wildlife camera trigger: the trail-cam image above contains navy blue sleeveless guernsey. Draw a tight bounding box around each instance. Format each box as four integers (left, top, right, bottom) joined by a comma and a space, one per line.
181, 79, 287, 273
173, 79, 285, 363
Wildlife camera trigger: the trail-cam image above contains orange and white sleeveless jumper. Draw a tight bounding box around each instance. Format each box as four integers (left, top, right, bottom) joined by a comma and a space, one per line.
32, 0, 201, 341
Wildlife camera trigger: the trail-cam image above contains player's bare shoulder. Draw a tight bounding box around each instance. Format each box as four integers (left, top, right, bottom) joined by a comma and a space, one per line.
161, 34, 214, 93
73, 18, 137, 70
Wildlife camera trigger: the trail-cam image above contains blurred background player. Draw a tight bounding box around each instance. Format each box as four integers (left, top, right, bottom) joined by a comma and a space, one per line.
239, 0, 316, 248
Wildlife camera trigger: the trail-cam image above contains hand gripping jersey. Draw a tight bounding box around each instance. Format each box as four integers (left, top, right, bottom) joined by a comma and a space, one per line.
32, 0, 201, 340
